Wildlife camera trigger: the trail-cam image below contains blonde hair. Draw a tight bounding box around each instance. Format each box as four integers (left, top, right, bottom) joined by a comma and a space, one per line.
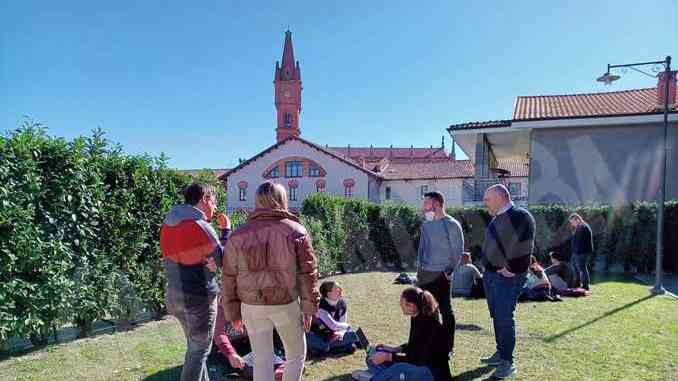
255, 182, 288, 211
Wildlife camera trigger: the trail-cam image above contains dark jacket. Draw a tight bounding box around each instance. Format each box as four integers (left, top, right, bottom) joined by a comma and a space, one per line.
571, 223, 594, 256
482, 206, 536, 274
222, 208, 320, 322
394, 314, 452, 381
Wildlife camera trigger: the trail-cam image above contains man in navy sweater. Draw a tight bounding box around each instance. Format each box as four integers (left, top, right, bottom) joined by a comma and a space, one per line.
480, 184, 535, 379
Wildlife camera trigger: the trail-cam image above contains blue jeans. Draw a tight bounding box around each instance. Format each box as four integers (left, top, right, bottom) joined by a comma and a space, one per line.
574, 254, 590, 290
306, 330, 358, 355
365, 351, 434, 381
483, 271, 526, 364
166, 290, 218, 381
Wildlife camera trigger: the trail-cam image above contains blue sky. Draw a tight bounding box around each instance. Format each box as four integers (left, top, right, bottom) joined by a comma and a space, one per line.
2, 1, 677, 169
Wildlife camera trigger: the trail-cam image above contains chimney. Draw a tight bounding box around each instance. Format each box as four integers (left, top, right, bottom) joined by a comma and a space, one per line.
657, 70, 677, 110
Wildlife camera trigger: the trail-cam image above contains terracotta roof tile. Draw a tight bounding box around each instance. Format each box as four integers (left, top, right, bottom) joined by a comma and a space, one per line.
380, 160, 474, 180
179, 168, 230, 178
494, 158, 529, 177
328, 146, 449, 160
512, 87, 672, 120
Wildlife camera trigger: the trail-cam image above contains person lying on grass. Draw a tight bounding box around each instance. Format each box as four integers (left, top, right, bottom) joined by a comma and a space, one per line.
211, 298, 285, 381
362, 287, 452, 381
306, 280, 362, 357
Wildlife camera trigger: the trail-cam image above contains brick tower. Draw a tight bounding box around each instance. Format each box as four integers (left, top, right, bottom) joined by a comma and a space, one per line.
274, 30, 302, 142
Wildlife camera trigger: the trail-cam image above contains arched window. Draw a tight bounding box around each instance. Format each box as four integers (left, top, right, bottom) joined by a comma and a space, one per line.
285, 113, 292, 128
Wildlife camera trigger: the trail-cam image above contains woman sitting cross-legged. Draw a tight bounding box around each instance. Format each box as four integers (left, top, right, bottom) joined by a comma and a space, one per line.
357, 287, 452, 381
306, 280, 361, 357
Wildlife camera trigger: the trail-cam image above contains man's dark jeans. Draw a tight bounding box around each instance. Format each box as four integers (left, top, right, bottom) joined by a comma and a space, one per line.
417, 270, 455, 351
574, 254, 591, 290
483, 271, 526, 364
166, 289, 218, 381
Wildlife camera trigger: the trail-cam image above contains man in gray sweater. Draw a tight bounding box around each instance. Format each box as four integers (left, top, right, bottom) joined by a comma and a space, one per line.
416, 191, 463, 354
480, 184, 535, 379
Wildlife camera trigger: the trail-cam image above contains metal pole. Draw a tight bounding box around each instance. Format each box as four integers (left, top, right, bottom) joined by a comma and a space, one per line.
652, 55, 671, 295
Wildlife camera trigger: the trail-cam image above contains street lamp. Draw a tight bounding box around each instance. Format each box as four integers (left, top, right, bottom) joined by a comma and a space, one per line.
597, 56, 672, 295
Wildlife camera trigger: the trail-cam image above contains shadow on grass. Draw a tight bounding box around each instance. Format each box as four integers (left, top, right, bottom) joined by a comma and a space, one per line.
322, 374, 353, 381
543, 294, 656, 343
453, 365, 494, 381
142, 365, 182, 381
1, 314, 166, 361
307, 350, 361, 365
457, 323, 483, 332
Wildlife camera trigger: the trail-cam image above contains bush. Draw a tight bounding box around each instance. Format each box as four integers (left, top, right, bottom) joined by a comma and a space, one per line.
301, 194, 678, 275
0, 122, 189, 344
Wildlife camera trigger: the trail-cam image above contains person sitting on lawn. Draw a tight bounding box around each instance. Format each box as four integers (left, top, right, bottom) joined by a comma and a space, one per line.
356, 287, 452, 381
451, 252, 484, 298
307, 280, 361, 357
520, 255, 552, 301
212, 298, 285, 380
545, 251, 577, 291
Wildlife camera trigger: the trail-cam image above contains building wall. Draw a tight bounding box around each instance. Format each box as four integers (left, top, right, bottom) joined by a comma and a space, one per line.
380, 179, 464, 207
529, 123, 678, 205
226, 140, 371, 212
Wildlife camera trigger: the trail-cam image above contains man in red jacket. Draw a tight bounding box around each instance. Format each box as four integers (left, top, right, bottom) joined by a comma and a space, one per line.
160, 182, 230, 381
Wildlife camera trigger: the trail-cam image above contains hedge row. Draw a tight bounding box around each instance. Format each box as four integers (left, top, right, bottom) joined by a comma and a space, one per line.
0, 123, 226, 347
301, 193, 678, 276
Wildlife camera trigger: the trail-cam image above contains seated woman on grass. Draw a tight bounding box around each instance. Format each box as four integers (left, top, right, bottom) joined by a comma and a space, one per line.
520, 255, 553, 301
307, 280, 361, 357
355, 287, 452, 381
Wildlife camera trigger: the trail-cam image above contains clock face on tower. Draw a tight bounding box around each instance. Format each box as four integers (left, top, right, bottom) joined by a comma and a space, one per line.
284, 90, 291, 98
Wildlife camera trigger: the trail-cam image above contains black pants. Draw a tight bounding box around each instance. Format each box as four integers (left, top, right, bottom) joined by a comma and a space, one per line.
417, 271, 455, 350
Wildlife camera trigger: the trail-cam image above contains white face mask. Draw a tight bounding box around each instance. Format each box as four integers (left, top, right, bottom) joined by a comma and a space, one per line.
424, 211, 435, 221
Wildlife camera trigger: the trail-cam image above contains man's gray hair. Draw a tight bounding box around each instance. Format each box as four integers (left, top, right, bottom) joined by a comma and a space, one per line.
487, 184, 512, 202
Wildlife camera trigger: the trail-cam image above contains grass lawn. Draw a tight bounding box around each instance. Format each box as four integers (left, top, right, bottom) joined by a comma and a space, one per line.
1, 272, 676, 381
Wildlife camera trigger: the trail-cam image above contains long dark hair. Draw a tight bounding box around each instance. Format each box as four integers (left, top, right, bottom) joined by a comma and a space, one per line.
529, 255, 545, 278
401, 287, 438, 317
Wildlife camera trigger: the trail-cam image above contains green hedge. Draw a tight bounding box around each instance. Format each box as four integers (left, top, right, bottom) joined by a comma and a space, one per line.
2, 123, 676, 349
301, 194, 678, 276
0, 123, 196, 346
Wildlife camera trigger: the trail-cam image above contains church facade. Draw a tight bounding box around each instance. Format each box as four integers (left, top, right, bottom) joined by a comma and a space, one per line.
221, 31, 524, 212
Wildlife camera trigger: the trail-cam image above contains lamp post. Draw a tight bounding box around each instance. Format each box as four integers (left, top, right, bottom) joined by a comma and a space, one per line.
597, 56, 672, 295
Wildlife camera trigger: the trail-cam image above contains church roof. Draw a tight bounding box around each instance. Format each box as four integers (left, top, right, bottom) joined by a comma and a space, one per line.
219, 136, 381, 180
327, 146, 449, 160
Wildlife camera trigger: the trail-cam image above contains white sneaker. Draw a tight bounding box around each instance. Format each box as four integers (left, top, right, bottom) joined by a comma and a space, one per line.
351, 369, 373, 381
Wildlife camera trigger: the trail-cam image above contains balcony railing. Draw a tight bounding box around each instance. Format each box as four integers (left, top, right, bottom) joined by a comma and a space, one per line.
463, 178, 527, 203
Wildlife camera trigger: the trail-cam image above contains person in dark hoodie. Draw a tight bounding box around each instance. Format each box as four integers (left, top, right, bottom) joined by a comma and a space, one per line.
479, 184, 535, 379
363, 287, 452, 381
160, 182, 230, 381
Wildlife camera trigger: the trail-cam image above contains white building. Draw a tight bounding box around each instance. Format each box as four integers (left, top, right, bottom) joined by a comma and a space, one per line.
221, 31, 527, 212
